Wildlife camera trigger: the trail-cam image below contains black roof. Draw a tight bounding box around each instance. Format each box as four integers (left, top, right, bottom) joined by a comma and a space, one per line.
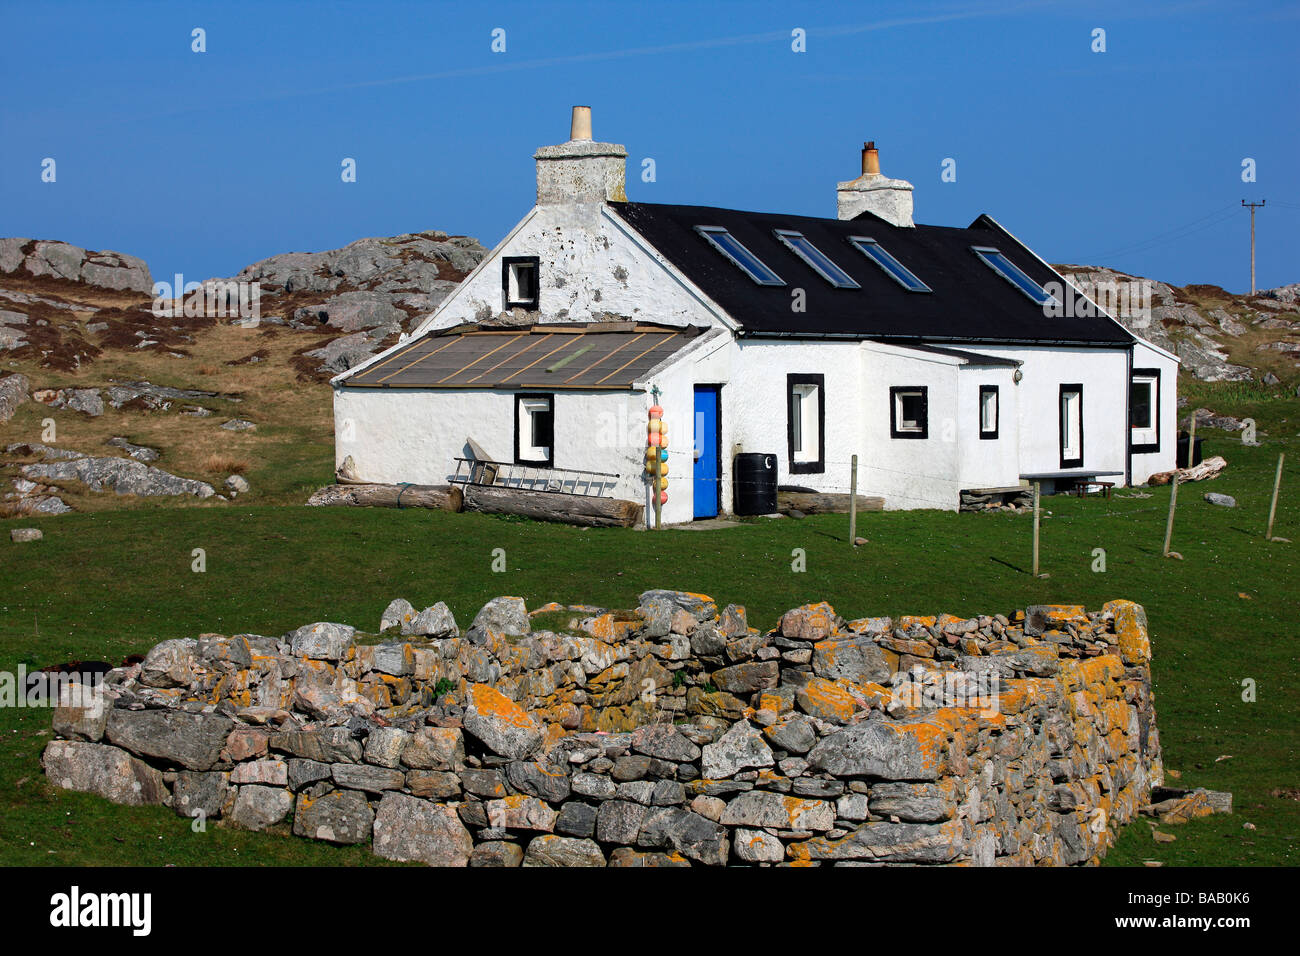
610, 202, 1133, 347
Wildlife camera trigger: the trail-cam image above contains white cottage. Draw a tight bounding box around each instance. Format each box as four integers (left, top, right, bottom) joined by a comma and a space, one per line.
332, 107, 1179, 524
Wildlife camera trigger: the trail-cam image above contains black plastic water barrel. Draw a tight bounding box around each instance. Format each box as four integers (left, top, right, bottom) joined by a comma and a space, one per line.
734, 453, 777, 515
1176, 432, 1203, 468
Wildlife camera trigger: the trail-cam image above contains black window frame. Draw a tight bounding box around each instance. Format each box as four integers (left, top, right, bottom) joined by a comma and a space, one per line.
502, 256, 540, 311
1129, 367, 1161, 454
979, 385, 1000, 440
1059, 383, 1084, 469
889, 386, 929, 440
514, 392, 554, 467
786, 373, 826, 474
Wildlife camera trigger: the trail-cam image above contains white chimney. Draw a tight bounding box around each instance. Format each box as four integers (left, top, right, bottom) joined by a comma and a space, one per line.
535, 106, 628, 205
837, 141, 914, 227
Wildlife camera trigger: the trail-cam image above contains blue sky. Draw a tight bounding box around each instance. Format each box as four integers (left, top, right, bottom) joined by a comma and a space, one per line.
2, 0, 1296, 292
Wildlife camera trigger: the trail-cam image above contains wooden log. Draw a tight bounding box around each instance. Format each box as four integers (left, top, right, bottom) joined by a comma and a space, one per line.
778, 491, 883, 514
308, 483, 464, 511
462, 485, 643, 528
1148, 455, 1227, 486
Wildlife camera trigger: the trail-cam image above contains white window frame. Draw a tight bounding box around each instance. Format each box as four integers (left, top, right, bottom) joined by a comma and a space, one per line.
516, 394, 553, 465
1130, 370, 1160, 451
979, 385, 999, 440
890, 386, 928, 439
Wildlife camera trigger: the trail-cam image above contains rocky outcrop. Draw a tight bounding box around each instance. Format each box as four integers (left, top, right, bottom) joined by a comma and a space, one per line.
0, 238, 152, 294
20, 456, 215, 498
42, 592, 1169, 867
1055, 264, 1299, 382
0, 373, 28, 423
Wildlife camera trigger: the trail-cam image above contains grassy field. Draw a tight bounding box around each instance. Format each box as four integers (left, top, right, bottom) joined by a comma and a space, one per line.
0, 388, 1296, 867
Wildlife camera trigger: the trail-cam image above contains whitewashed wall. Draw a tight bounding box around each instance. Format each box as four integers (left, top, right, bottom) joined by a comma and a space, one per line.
956, 363, 1022, 490
974, 345, 1131, 487
1130, 339, 1181, 485
414, 204, 727, 335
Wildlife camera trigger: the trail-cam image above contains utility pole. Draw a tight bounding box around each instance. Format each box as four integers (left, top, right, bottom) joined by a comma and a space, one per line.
1242, 199, 1266, 294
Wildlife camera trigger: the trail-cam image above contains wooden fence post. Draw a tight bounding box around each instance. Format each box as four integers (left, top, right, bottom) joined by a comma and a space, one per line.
849, 455, 858, 546
1266, 453, 1285, 540
1162, 475, 1179, 557
1032, 482, 1041, 577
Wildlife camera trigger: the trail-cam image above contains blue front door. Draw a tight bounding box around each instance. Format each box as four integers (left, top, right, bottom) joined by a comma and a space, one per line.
693, 385, 720, 519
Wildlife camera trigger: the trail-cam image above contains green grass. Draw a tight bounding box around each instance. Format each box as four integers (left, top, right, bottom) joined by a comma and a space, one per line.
2, 393, 1297, 866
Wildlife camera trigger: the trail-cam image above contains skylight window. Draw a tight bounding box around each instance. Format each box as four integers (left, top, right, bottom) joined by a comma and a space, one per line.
972, 246, 1055, 305
774, 230, 859, 288
695, 226, 784, 286
848, 238, 931, 292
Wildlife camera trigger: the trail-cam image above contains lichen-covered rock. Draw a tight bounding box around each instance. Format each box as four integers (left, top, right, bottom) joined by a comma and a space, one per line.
1106, 600, 1151, 665
42, 740, 167, 806
172, 771, 231, 820
373, 793, 473, 866
779, 602, 838, 641
408, 602, 458, 638
867, 781, 957, 822
806, 720, 945, 781
467, 596, 529, 643
637, 807, 730, 866
631, 723, 701, 763
380, 598, 415, 633
733, 828, 784, 863
790, 820, 966, 863
701, 720, 774, 779
293, 789, 374, 844
720, 790, 834, 831
470, 841, 524, 867
463, 683, 543, 759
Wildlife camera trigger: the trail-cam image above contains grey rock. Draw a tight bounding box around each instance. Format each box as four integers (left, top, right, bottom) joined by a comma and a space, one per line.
331, 763, 405, 793
20, 457, 214, 498
293, 789, 374, 844
522, 835, 606, 867
720, 790, 835, 831
1204, 492, 1237, 508
172, 771, 230, 820
42, 740, 167, 806
224, 474, 250, 495
868, 781, 956, 822
289, 622, 355, 661
138, 638, 198, 688
370, 641, 412, 676
631, 723, 702, 762
406, 770, 462, 799
466, 596, 530, 643
228, 785, 294, 830
710, 661, 779, 694
811, 637, 891, 684
401, 726, 465, 771
637, 807, 730, 866
470, 841, 525, 867
700, 720, 774, 779
806, 722, 942, 781
793, 820, 965, 863
380, 598, 415, 633
555, 802, 598, 838
0, 373, 29, 423
220, 419, 256, 431
733, 828, 785, 863
270, 728, 363, 763
363, 726, 410, 768
596, 799, 647, 843
10, 528, 43, 542
407, 601, 457, 638
105, 437, 160, 462
104, 709, 233, 771
763, 714, 817, 755
571, 772, 616, 800
373, 792, 474, 866
463, 686, 543, 759
460, 768, 507, 798
286, 758, 333, 790
507, 760, 572, 803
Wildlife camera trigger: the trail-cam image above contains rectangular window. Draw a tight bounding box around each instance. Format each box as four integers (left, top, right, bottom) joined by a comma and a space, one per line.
1130, 368, 1160, 453
979, 385, 999, 440
890, 386, 928, 439
774, 230, 859, 288
503, 256, 540, 310
787, 374, 824, 473
515, 393, 554, 465
972, 246, 1056, 306
695, 226, 785, 286
1059, 384, 1083, 468
849, 237, 931, 292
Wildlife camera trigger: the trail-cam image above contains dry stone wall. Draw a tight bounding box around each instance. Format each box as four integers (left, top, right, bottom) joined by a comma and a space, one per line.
42, 591, 1161, 866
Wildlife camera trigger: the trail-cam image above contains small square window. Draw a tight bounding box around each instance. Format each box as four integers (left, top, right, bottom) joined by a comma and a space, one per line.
515, 393, 553, 465
979, 385, 999, 440
890, 386, 928, 439
788, 374, 824, 473
503, 257, 540, 310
